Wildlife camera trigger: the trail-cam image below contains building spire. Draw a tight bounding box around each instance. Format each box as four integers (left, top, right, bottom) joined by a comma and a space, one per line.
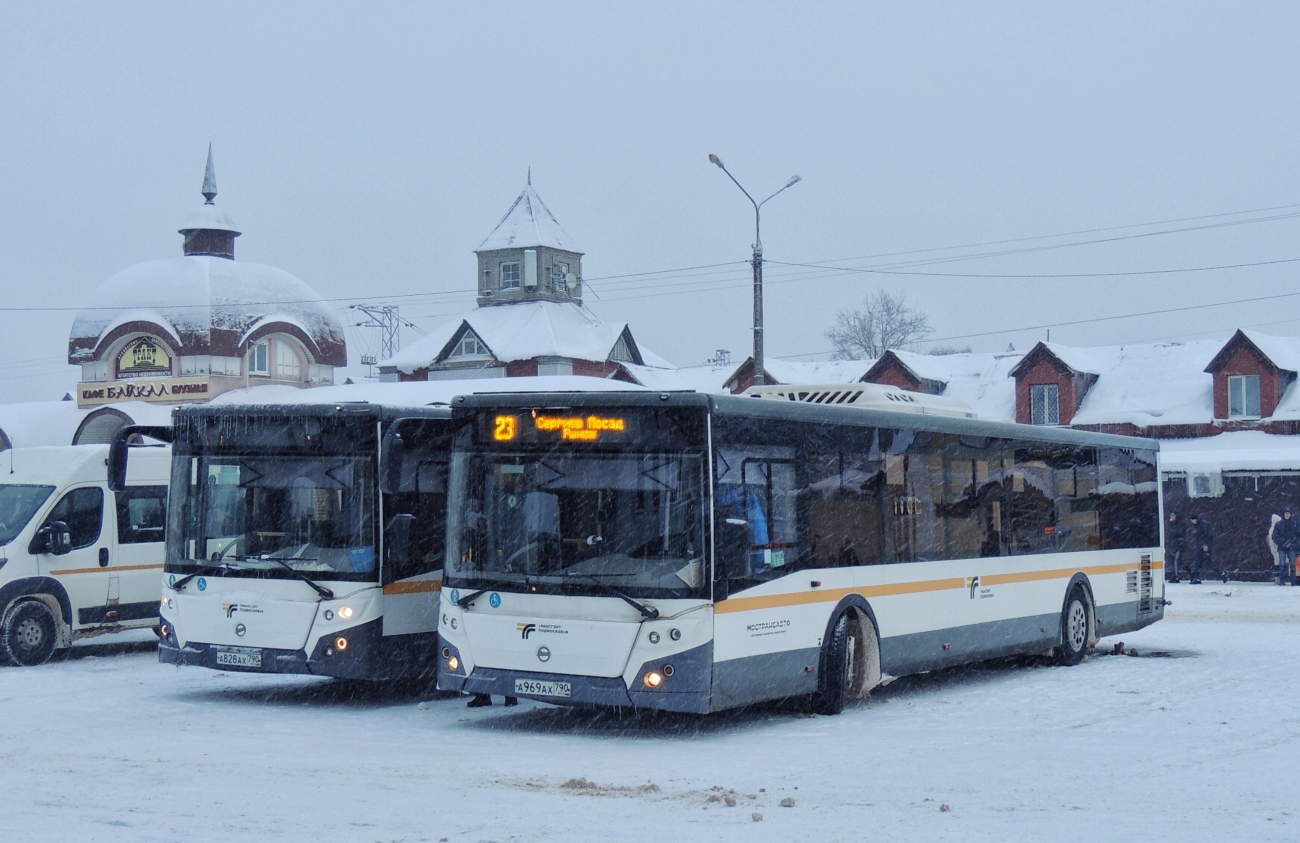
202, 143, 218, 204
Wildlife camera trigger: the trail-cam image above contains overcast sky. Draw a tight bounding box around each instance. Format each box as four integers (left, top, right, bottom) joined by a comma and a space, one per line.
2, 2, 1299, 402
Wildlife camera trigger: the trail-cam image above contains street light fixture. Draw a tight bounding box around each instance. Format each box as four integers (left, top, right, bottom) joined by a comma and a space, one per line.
708, 154, 801, 386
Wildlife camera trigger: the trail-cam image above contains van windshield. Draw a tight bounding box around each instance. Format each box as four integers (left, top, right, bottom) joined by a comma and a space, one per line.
0, 484, 56, 546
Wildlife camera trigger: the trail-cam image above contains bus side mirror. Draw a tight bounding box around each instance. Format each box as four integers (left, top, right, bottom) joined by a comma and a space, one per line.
716, 518, 750, 580
109, 425, 174, 492
30, 521, 72, 556
380, 430, 405, 495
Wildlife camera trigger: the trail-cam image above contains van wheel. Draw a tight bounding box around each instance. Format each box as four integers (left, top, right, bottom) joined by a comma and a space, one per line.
2, 601, 59, 667
1055, 587, 1090, 666
814, 610, 879, 715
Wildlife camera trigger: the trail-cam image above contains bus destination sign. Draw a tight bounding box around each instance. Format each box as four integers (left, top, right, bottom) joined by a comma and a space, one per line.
492, 413, 628, 442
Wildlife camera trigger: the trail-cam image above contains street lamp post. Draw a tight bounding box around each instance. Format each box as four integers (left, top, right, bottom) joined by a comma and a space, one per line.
708, 154, 800, 387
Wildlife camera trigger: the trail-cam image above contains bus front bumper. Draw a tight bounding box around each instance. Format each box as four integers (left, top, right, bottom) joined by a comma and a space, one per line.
438, 639, 713, 714
159, 618, 384, 679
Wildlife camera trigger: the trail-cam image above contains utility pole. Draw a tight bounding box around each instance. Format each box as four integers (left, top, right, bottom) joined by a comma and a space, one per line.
350, 304, 402, 379
707, 155, 800, 387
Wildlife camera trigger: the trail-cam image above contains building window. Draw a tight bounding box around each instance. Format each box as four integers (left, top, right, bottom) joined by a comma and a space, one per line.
248, 341, 269, 376
1029, 383, 1060, 425
1228, 374, 1261, 418
610, 335, 633, 363
551, 260, 570, 292
500, 262, 521, 289
275, 339, 302, 379
450, 333, 489, 359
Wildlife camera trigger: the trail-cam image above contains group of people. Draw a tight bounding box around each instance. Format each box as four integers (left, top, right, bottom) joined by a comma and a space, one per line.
1267, 508, 1300, 586
1164, 511, 1220, 584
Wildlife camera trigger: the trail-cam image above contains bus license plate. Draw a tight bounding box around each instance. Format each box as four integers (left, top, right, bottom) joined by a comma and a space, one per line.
514, 679, 571, 698
215, 647, 262, 669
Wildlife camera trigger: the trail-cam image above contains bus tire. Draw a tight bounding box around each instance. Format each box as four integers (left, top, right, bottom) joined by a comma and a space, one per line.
814, 609, 878, 714
2, 600, 59, 667
1055, 586, 1090, 666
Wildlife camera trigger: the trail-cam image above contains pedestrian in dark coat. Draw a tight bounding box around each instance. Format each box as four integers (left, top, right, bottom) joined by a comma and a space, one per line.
1165, 511, 1186, 583
1274, 508, 1300, 586
1187, 514, 1216, 584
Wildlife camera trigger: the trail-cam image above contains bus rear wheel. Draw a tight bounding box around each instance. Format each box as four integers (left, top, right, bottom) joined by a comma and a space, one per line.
813, 610, 878, 715
1055, 587, 1091, 666
2, 600, 59, 667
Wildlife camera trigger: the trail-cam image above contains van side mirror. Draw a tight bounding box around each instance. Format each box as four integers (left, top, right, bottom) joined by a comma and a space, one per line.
30, 521, 72, 556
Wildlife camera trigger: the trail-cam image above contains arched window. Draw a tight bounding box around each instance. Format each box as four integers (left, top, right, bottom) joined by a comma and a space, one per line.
275, 338, 303, 379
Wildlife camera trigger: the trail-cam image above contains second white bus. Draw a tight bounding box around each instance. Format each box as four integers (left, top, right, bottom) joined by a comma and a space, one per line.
434, 387, 1163, 714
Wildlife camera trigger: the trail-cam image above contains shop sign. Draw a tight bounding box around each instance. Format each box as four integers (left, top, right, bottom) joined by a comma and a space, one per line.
116, 337, 171, 378
77, 377, 210, 407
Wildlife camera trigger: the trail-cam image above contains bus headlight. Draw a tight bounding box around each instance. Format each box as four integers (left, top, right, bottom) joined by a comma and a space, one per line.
448, 655, 460, 671
334, 637, 349, 651
338, 606, 354, 620
644, 671, 663, 688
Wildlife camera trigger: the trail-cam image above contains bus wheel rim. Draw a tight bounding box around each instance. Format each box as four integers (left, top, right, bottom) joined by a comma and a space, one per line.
1067, 601, 1087, 650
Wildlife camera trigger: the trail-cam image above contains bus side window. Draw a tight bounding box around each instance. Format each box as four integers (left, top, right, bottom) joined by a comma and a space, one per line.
383, 457, 448, 583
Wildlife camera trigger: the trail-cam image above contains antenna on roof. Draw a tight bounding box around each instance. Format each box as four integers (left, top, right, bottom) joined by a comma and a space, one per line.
527, 166, 532, 186
202, 143, 218, 204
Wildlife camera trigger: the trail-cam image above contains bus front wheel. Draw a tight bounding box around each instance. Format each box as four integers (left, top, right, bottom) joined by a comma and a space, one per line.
813, 609, 879, 715
1055, 587, 1091, 666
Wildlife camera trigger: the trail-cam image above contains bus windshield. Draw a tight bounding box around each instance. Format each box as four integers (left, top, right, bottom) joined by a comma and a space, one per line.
448, 450, 707, 599
170, 455, 377, 582
0, 484, 56, 546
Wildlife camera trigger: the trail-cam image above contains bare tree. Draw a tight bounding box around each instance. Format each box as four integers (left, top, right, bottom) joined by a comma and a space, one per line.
825, 290, 932, 359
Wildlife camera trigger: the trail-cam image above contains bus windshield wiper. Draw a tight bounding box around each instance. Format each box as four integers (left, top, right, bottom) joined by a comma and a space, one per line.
456, 588, 490, 609
169, 572, 200, 591
242, 555, 334, 600
576, 574, 659, 620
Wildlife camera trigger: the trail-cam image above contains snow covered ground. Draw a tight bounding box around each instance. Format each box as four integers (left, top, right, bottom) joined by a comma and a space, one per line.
3, 583, 1298, 843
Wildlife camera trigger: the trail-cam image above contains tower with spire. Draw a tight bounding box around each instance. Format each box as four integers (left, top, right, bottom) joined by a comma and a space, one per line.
475, 173, 584, 307
178, 144, 241, 259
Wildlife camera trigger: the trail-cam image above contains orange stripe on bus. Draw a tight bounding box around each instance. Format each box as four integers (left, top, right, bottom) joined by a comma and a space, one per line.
48, 564, 164, 576
715, 560, 1161, 615
382, 580, 443, 595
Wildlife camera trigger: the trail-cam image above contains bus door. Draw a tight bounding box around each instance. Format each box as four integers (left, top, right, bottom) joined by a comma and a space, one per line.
110, 485, 168, 623
379, 418, 453, 636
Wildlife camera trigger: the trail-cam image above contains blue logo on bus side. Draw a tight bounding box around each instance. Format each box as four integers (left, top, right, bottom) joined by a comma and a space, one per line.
489, 593, 501, 608
169, 574, 176, 588
197, 578, 207, 592
450, 588, 460, 605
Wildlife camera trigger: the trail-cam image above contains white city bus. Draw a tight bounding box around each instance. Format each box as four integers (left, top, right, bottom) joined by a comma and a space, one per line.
112, 400, 453, 680
434, 387, 1164, 714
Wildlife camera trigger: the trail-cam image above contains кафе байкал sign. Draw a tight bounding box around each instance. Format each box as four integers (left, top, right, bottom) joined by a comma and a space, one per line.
77, 377, 210, 407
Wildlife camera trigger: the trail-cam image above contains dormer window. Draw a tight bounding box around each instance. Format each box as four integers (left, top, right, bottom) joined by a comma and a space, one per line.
610, 335, 633, 363
248, 340, 269, 376
1029, 384, 1059, 425
1228, 375, 1261, 418
500, 262, 521, 290
450, 334, 489, 359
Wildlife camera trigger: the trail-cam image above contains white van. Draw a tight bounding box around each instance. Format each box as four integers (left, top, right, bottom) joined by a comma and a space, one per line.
0, 445, 169, 666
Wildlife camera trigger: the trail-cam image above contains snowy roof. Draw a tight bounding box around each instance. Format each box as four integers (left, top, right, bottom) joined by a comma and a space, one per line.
69, 256, 346, 365
765, 358, 876, 384
380, 302, 646, 373
477, 182, 580, 253
179, 201, 240, 235
1158, 432, 1300, 474
1065, 340, 1224, 427
897, 351, 1023, 422
0, 399, 174, 448
211, 376, 648, 409
1229, 330, 1300, 374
